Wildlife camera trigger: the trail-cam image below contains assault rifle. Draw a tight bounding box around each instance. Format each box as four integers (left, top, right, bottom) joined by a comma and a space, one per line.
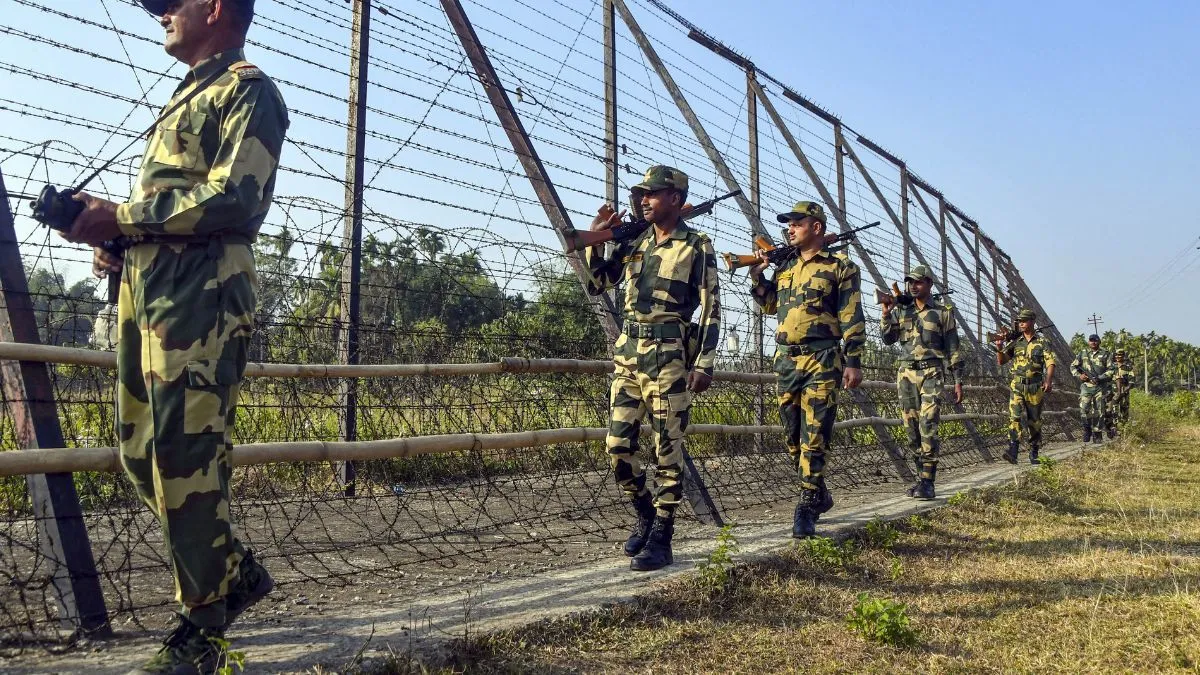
721, 221, 879, 271
875, 282, 955, 307
564, 189, 742, 253
988, 322, 1055, 345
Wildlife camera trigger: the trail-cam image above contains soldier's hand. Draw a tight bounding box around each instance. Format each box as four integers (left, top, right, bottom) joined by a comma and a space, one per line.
749, 250, 770, 282
953, 383, 964, 405
1043, 380, 1054, 393
92, 247, 123, 279
590, 204, 624, 232
64, 192, 123, 246
842, 366, 863, 389
1079, 373, 1090, 383
687, 370, 712, 394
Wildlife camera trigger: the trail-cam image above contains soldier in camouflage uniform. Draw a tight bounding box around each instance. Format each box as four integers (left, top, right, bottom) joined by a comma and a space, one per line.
995, 309, 1056, 464
1070, 334, 1115, 444
585, 165, 719, 572
749, 201, 865, 538
64, 1, 286, 671
1109, 349, 1135, 430
880, 265, 964, 500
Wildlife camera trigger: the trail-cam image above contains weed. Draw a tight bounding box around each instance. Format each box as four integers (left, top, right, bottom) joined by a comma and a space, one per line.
862, 517, 900, 551
947, 490, 971, 506
696, 524, 739, 593
888, 557, 904, 581
795, 536, 857, 569
845, 592, 918, 648
208, 636, 246, 675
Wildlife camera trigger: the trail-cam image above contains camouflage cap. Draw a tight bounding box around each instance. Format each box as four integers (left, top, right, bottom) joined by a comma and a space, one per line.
1116, 349, 1127, 357
777, 200, 827, 224
630, 165, 688, 196
904, 265, 935, 283
1016, 308, 1036, 321
139, 0, 255, 18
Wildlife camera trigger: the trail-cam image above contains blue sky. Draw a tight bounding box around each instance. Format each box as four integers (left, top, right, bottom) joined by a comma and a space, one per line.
1, 0, 1196, 348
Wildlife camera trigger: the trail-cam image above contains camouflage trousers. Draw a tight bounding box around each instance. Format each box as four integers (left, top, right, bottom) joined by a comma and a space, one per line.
897, 366, 943, 480
606, 333, 691, 518
1007, 380, 1045, 449
774, 346, 842, 491
1109, 389, 1130, 425
116, 241, 256, 629
1078, 382, 1107, 434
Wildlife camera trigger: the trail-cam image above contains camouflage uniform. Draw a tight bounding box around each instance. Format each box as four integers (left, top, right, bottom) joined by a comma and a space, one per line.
115, 48, 287, 629
751, 202, 865, 499
1109, 351, 1135, 427
1001, 324, 1055, 454
880, 265, 963, 483
1070, 341, 1115, 440
585, 167, 720, 520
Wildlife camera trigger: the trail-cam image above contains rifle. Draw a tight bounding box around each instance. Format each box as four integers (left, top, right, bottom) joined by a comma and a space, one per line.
564, 189, 742, 253
721, 221, 880, 271
988, 322, 1055, 345
875, 282, 955, 307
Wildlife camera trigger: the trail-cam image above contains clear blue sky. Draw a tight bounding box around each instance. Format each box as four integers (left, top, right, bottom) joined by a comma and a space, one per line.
675, 0, 1200, 343
1, 0, 1196, 347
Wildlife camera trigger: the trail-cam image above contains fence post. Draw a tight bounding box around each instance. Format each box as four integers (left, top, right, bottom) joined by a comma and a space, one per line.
0, 169, 110, 637
336, 0, 371, 496
746, 69, 764, 449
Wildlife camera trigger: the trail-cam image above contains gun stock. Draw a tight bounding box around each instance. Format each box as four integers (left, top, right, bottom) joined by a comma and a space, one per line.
721, 234, 783, 271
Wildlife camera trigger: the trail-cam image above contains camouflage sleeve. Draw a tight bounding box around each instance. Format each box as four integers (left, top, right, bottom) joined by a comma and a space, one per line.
944, 307, 964, 384
582, 241, 629, 295
750, 273, 777, 315
879, 305, 900, 345
1044, 341, 1057, 367
839, 259, 866, 369
1069, 351, 1082, 377
692, 236, 721, 376
117, 77, 288, 237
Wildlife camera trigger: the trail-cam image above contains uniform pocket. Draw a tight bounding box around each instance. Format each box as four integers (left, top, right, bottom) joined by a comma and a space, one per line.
184, 359, 241, 435
151, 111, 207, 170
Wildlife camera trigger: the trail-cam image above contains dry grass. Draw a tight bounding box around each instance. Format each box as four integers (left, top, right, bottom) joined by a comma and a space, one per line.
357, 424, 1200, 674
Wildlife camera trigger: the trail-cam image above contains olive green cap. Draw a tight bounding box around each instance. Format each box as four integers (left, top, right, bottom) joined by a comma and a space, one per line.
776, 200, 827, 224
904, 265, 935, 283
631, 165, 688, 196
1016, 308, 1037, 321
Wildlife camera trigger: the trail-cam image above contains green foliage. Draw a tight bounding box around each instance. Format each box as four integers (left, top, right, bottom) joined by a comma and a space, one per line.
795, 536, 857, 569
888, 557, 904, 581
947, 490, 971, 506
24, 267, 100, 346
1124, 390, 1200, 444
862, 517, 900, 552
208, 635, 246, 675
695, 524, 739, 593
1068, 329, 1198, 395
845, 592, 919, 648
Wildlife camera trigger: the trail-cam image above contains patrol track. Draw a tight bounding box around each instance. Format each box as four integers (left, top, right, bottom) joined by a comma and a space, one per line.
0, 0, 1076, 652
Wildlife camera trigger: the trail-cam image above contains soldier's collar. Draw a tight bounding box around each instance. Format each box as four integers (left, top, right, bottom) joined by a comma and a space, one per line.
188, 48, 247, 85
653, 220, 690, 243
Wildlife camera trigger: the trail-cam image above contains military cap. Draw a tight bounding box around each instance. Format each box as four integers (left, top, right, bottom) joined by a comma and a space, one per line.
904, 265, 935, 283
631, 165, 688, 197
777, 200, 827, 225
139, 0, 255, 18
1116, 349, 1127, 357
1088, 334, 1100, 342
1016, 308, 1036, 321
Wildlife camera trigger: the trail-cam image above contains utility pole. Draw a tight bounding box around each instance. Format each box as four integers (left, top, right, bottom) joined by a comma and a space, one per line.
1086, 313, 1103, 336
1144, 336, 1151, 395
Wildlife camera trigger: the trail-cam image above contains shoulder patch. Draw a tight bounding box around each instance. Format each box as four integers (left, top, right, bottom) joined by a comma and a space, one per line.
230, 61, 263, 80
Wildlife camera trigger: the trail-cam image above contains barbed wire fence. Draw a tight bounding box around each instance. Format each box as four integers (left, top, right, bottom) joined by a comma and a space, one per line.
0, 0, 1079, 651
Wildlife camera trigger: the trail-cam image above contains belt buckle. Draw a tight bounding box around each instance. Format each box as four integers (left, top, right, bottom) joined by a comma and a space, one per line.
637, 324, 651, 339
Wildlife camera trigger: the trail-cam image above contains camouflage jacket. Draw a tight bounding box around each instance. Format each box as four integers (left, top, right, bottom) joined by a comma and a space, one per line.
880, 300, 964, 384
117, 49, 289, 240
750, 247, 866, 369
1070, 348, 1115, 385
1114, 364, 1136, 387
584, 222, 721, 376
1002, 334, 1055, 383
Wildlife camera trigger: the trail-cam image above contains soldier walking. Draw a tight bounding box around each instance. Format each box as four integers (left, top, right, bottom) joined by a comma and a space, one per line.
63, 0, 287, 671
749, 201, 865, 538
879, 265, 964, 499
1070, 334, 1115, 444
585, 165, 720, 572
1110, 348, 1135, 429
995, 309, 1056, 464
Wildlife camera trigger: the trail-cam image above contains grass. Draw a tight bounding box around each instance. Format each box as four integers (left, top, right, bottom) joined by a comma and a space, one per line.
349, 403, 1200, 673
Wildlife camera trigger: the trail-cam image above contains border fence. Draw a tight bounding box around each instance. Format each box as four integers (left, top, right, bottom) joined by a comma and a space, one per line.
0, 0, 1078, 649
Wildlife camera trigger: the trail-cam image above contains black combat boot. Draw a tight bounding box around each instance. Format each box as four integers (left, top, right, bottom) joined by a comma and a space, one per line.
1082, 424, 1092, 443
224, 549, 274, 629
1029, 445, 1040, 464
128, 614, 223, 675
623, 494, 656, 557
1091, 430, 1102, 445
792, 487, 833, 538
907, 478, 936, 499
1003, 440, 1019, 464
630, 516, 674, 571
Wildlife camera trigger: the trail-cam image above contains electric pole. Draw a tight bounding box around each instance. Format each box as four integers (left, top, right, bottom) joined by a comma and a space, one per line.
1086, 313, 1103, 336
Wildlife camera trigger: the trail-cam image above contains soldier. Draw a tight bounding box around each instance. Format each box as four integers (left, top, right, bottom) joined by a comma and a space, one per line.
585, 165, 719, 572
1110, 348, 1135, 430
749, 201, 865, 538
879, 265, 964, 500
1070, 334, 1115, 444
995, 309, 1056, 464
62, 0, 287, 671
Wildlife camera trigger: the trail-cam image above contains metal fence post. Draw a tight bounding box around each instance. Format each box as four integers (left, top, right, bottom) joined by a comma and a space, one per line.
0, 169, 110, 637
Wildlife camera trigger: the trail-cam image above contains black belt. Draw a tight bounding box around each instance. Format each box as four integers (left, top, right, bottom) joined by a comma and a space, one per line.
623, 322, 683, 339
780, 340, 838, 356
122, 232, 255, 247
901, 358, 943, 370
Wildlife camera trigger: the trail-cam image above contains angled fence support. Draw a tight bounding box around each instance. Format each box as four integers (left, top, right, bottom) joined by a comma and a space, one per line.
442, 0, 722, 525
0, 169, 110, 637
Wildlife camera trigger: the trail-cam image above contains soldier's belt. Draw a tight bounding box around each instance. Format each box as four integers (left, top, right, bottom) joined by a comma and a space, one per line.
121, 232, 255, 248
900, 359, 943, 370
780, 339, 839, 356
623, 322, 683, 340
